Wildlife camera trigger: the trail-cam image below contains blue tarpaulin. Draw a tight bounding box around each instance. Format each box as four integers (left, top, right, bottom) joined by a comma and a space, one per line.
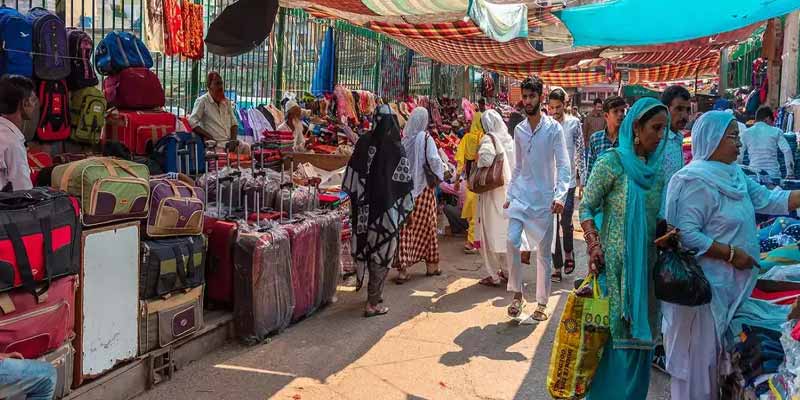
311, 27, 335, 96
555, 0, 800, 46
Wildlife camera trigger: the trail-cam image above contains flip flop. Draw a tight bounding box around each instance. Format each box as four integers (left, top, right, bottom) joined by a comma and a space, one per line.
532, 304, 549, 321
551, 270, 562, 283
478, 276, 501, 287
364, 306, 390, 318
564, 259, 576, 275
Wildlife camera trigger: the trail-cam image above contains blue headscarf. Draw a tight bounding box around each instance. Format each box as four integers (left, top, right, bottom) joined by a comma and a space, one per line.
610, 97, 669, 343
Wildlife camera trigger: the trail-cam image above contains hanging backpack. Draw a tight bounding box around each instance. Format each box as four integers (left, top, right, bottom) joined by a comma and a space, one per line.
36, 80, 70, 141
0, 6, 33, 77
94, 31, 153, 76
26, 8, 70, 80
69, 86, 106, 144
65, 28, 97, 90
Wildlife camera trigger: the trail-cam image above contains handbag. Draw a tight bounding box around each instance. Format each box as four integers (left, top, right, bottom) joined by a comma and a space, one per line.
467, 133, 505, 194
654, 241, 712, 306
423, 133, 440, 187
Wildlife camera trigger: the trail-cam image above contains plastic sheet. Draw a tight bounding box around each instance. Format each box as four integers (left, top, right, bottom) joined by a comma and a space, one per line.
285, 219, 321, 322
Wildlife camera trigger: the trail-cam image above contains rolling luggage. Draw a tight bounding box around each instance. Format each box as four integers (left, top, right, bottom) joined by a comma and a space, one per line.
146, 174, 205, 237
36, 80, 71, 141
103, 67, 166, 109
314, 211, 342, 307
94, 31, 154, 75
138, 285, 204, 354
203, 215, 237, 308
51, 157, 150, 226
0, 6, 33, 77
0, 275, 77, 359
43, 342, 74, 399
66, 28, 98, 90
69, 86, 106, 145
26, 7, 70, 80
152, 132, 206, 176
0, 188, 80, 297
285, 219, 320, 322
140, 235, 205, 299
105, 110, 176, 156
233, 230, 294, 344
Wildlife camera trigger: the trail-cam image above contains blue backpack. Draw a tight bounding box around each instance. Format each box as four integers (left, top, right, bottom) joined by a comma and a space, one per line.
0, 6, 33, 77
94, 31, 153, 76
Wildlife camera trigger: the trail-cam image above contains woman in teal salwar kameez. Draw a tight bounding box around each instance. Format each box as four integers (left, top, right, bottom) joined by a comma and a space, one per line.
579, 98, 671, 400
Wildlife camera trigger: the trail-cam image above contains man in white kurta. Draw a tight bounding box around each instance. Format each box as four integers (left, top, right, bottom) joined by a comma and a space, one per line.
504, 77, 571, 318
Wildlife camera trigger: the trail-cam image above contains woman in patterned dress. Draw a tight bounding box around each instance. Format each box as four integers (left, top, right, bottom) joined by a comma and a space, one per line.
579, 98, 670, 399
394, 108, 446, 283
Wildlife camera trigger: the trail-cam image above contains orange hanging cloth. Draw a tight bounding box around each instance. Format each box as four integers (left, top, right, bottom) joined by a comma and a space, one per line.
181, 1, 204, 60
164, 0, 185, 56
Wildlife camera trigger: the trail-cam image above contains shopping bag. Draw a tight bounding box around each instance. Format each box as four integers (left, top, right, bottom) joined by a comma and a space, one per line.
547, 275, 610, 399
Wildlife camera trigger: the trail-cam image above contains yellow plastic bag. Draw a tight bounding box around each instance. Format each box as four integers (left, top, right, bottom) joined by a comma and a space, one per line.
547, 275, 610, 399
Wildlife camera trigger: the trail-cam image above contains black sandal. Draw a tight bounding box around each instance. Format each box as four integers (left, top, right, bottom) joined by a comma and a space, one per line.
564, 259, 576, 275
551, 270, 562, 283
364, 306, 390, 318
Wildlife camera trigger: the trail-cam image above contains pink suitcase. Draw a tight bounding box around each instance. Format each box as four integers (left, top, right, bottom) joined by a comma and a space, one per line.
285, 219, 320, 322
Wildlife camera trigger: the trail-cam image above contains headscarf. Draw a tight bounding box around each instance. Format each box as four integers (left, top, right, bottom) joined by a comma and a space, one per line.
609, 97, 669, 343
481, 109, 515, 180
207, 71, 225, 103
284, 100, 299, 114
464, 112, 485, 162
402, 108, 444, 198
343, 105, 414, 287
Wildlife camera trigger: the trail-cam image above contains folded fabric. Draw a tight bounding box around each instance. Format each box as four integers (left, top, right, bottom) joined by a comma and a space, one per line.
760, 234, 798, 253
751, 287, 800, 305
730, 299, 791, 337
760, 244, 800, 273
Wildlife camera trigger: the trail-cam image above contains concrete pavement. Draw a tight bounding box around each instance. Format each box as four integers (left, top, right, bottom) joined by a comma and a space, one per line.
136, 235, 669, 400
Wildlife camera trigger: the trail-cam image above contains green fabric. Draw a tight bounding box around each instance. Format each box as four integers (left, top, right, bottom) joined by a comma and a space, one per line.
611, 98, 669, 343
622, 85, 660, 99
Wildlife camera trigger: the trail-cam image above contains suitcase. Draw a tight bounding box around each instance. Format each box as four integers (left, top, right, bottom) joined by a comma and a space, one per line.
75, 222, 139, 386
0, 188, 80, 298
138, 285, 203, 355
94, 31, 154, 76
146, 174, 205, 237
203, 216, 237, 308
103, 67, 166, 109
233, 230, 293, 344
285, 219, 320, 321
27, 151, 52, 187
51, 157, 150, 226
0, 275, 77, 359
140, 235, 205, 300
152, 132, 206, 176
105, 110, 176, 156
314, 211, 342, 307
7, 341, 76, 400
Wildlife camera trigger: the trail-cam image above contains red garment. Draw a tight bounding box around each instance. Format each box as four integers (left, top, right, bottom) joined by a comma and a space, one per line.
164, 0, 185, 56
792, 320, 800, 341
181, 1, 203, 60
751, 287, 800, 305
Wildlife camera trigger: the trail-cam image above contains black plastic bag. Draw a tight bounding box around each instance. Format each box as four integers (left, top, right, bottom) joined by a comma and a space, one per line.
654, 246, 712, 306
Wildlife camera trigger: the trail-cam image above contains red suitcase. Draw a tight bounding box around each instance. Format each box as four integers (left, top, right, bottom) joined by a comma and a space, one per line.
103, 67, 165, 109
285, 219, 320, 322
203, 215, 237, 308
0, 275, 77, 359
104, 110, 176, 155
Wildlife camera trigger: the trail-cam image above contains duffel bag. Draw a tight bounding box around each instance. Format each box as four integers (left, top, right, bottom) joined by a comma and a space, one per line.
0, 275, 77, 359
27, 151, 52, 187
140, 235, 205, 299
95, 31, 153, 76
104, 110, 175, 156
138, 285, 203, 355
103, 67, 165, 109
0, 188, 80, 298
146, 174, 205, 237
51, 157, 150, 227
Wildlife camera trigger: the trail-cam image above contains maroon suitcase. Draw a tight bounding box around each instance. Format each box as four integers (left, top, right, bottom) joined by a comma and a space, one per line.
0, 275, 77, 359
285, 219, 320, 322
233, 230, 294, 344
203, 215, 237, 308
313, 211, 341, 308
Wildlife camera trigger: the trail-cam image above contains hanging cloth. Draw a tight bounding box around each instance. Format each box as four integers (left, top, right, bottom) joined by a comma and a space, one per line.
312, 27, 335, 96
181, 1, 204, 60
467, 0, 528, 43
163, 0, 185, 56
143, 0, 165, 53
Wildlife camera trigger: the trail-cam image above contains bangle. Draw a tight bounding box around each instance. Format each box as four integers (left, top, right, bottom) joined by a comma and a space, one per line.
727, 245, 735, 263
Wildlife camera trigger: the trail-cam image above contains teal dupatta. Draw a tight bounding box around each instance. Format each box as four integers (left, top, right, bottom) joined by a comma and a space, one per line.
609, 97, 669, 343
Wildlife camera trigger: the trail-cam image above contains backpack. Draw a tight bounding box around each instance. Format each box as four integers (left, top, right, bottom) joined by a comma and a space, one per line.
69, 86, 106, 144
36, 80, 70, 141
94, 31, 153, 76
26, 8, 70, 80
66, 28, 98, 90
0, 6, 33, 77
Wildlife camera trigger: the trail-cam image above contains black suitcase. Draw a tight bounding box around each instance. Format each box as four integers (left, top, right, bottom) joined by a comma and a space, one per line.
313, 211, 342, 308
140, 235, 206, 300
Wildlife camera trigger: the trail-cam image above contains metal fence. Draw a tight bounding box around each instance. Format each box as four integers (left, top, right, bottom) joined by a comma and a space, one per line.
5, 0, 473, 111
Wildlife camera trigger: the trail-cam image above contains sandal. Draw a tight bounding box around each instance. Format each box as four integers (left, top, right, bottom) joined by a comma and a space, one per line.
426, 269, 443, 277
478, 276, 502, 287
497, 270, 509, 282
564, 258, 576, 275
364, 306, 390, 318
394, 272, 410, 285
507, 298, 525, 318
551, 270, 562, 283
532, 304, 549, 321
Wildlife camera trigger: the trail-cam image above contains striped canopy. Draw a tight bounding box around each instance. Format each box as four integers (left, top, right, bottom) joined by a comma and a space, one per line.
627, 57, 719, 84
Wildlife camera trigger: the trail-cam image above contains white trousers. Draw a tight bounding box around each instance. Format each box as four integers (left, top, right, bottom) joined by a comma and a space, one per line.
506, 217, 554, 305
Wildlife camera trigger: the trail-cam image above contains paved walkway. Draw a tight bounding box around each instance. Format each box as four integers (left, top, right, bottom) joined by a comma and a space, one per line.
137, 234, 669, 400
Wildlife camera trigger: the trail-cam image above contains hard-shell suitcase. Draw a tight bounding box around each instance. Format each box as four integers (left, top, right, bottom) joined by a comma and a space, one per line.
285, 219, 320, 322
0, 275, 77, 359
138, 285, 203, 355
233, 230, 293, 344
105, 110, 176, 156
140, 235, 205, 300
152, 132, 206, 176
146, 174, 205, 237
204, 216, 237, 308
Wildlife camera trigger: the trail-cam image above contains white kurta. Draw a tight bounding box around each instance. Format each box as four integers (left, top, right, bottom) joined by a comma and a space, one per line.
738, 121, 794, 179
663, 173, 789, 400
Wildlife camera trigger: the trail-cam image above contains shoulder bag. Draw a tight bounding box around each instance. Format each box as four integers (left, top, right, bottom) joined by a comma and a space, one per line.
467, 133, 505, 194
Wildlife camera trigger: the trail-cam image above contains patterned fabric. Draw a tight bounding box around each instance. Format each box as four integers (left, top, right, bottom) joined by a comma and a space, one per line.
164, 0, 185, 56
396, 37, 546, 65
617, 47, 718, 64
587, 129, 619, 178
305, 0, 378, 15
627, 57, 719, 84
143, 0, 165, 53
181, 1, 204, 60
362, 0, 466, 16
579, 151, 663, 350
394, 186, 439, 268
369, 20, 482, 39
662, 130, 685, 183
484, 50, 604, 78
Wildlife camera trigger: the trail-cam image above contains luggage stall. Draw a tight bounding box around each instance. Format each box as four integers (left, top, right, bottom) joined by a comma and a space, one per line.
0, 7, 346, 399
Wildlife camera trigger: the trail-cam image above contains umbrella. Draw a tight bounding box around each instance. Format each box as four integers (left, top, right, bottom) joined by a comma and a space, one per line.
205, 0, 279, 57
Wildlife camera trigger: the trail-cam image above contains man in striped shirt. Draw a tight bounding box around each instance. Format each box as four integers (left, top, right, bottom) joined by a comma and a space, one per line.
584, 96, 627, 180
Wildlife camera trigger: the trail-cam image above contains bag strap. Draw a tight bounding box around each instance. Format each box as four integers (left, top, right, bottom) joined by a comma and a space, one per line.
58, 160, 84, 193
4, 220, 52, 301
169, 245, 189, 285
106, 158, 143, 179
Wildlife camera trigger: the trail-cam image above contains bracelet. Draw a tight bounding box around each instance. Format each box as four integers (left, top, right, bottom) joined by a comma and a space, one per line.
727, 245, 735, 263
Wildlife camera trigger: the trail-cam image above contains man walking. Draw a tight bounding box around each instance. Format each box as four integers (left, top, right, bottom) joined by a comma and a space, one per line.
586, 96, 626, 178
661, 86, 691, 184
504, 76, 571, 322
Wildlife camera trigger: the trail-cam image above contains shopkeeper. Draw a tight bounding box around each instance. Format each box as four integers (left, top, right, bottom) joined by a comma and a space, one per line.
188, 71, 249, 154
0, 75, 35, 191
279, 101, 310, 153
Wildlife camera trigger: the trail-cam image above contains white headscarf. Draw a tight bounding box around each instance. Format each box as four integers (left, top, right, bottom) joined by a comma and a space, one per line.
480, 109, 513, 155
402, 107, 428, 139
400, 107, 444, 198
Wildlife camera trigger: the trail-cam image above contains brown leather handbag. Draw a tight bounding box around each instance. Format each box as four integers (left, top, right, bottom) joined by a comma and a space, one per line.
467, 133, 505, 194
